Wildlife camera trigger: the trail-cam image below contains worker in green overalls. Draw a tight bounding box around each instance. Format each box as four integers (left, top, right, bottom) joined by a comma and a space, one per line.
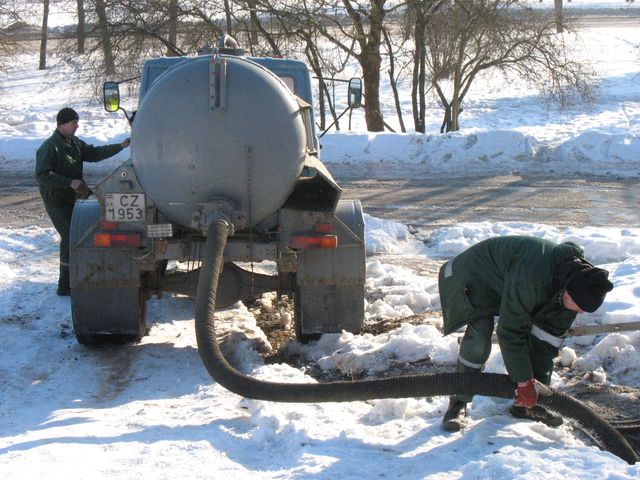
438, 236, 614, 431
35, 108, 130, 296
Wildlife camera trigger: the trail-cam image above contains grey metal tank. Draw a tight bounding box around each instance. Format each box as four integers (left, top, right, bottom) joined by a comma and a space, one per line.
130, 55, 307, 229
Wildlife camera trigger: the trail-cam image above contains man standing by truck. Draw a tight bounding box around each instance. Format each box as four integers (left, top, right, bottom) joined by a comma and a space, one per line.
35, 107, 130, 296
438, 235, 614, 431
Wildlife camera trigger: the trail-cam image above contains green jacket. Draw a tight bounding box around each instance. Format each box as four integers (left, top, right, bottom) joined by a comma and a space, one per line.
35, 130, 123, 205
439, 236, 585, 383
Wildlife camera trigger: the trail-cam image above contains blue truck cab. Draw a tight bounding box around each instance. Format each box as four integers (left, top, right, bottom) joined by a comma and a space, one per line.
140, 56, 314, 103
138, 54, 318, 145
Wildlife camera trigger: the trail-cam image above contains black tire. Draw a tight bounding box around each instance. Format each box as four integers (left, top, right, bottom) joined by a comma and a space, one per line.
72, 287, 147, 347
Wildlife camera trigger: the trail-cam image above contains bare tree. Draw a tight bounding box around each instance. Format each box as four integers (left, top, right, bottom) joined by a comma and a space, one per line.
223, 0, 233, 35
226, 0, 348, 128
95, 0, 115, 75
288, 0, 397, 132
0, 1, 24, 73
382, 26, 407, 132
337, 0, 387, 131
166, 0, 178, 56
149, 1, 227, 54
77, 0, 85, 54
58, 0, 223, 88
298, 29, 339, 131
424, 0, 596, 132
39, 0, 49, 70
234, 0, 283, 56
406, 0, 448, 133
554, 0, 563, 33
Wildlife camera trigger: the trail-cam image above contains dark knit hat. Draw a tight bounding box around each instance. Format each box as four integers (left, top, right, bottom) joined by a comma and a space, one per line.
56, 107, 79, 126
566, 266, 614, 313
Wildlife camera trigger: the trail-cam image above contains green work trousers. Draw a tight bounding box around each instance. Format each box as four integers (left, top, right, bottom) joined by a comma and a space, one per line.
453, 315, 495, 404
44, 201, 74, 292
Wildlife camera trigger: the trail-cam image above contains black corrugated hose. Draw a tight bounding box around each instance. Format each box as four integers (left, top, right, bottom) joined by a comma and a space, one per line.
195, 219, 639, 465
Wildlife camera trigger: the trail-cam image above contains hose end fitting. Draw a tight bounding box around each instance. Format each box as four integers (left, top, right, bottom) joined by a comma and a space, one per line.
207, 214, 234, 237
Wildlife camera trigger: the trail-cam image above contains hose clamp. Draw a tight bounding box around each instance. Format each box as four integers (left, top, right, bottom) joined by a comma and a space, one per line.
192, 198, 235, 236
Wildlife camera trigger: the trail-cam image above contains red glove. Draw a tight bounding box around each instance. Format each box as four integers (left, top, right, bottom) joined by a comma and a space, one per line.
515, 378, 538, 408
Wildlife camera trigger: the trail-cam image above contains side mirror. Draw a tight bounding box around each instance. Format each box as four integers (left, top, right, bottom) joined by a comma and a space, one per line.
103, 81, 120, 113
347, 77, 362, 109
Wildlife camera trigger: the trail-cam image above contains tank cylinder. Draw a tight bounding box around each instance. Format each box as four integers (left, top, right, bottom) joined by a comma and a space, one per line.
130, 55, 307, 229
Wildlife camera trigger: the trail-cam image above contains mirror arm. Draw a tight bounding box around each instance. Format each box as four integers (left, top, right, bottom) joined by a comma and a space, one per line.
115, 75, 140, 84
120, 108, 134, 126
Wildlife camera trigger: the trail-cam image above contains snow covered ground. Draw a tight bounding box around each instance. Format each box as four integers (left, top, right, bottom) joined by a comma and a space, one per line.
2, 217, 640, 479
1, 2, 640, 478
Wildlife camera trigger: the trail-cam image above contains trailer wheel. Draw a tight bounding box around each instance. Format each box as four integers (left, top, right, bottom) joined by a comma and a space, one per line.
72, 287, 147, 346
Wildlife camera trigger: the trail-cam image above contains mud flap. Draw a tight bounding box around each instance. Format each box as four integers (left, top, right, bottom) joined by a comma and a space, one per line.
294, 199, 365, 340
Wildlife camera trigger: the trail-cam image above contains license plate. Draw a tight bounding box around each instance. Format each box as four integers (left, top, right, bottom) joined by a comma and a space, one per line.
105, 193, 146, 222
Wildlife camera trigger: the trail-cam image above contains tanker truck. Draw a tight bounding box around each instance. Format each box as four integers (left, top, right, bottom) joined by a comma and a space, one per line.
69, 41, 366, 346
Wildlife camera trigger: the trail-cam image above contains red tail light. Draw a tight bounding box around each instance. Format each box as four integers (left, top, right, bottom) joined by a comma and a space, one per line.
94, 232, 141, 247
314, 222, 333, 234
289, 234, 338, 250
100, 220, 118, 230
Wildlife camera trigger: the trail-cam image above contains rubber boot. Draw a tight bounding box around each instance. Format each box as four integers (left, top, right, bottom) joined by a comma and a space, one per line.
510, 404, 563, 428
57, 263, 71, 296
442, 398, 467, 432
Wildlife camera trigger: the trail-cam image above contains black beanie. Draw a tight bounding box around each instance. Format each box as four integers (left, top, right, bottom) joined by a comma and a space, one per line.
56, 107, 79, 126
566, 266, 614, 313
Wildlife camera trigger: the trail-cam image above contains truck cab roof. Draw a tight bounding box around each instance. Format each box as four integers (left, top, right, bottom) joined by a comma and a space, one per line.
139, 55, 314, 107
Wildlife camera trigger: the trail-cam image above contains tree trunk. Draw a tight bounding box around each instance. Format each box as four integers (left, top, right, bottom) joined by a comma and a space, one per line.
440, 104, 451, 133
166, 0, 178, 56
383, 29, 405, 133
303, 40, 337, 131
448, 77, 463, 132
320, 79, 338, 131
361, 48, 385, 132
77, 0, 85, 54
39, 0, 49, 70
337, 0, 386, 132
223, 0, 233, 35
412, 9, 427, 133
554, 0, 563, 33
450, 96, 460, 132
246, 0, 259, 47
95, 0, 115, 75
318, 83, 326, 131
247, 9, 281, 56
